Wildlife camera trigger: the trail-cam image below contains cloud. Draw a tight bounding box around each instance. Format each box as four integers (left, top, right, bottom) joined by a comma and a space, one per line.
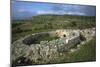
67, 12, 86, 15
37, 10, 53, 14
36, 10, 86, 16
37, 10, 67, 15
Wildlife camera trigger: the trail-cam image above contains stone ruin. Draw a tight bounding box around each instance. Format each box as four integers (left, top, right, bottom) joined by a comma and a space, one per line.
11, 28, 95, 66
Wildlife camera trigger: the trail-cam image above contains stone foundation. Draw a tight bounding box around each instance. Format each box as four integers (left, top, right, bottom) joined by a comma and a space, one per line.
11, 28, 95, 65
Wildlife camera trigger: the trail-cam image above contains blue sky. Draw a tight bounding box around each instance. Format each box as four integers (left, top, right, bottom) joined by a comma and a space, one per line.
11, 1, 96, 19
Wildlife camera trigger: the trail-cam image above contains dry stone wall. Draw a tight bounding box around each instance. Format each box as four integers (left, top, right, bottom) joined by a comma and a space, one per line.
12, 28, 95, 65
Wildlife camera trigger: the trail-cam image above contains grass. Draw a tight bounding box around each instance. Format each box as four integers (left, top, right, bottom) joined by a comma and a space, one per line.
47, 38, 96, 64
30, 34, 59, 44
36, 35, 59, 43
12, 15, 95, 42
69, 38, 96, 62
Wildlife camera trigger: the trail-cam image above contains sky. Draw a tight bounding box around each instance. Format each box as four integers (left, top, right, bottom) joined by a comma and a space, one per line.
11, 1, 96, 20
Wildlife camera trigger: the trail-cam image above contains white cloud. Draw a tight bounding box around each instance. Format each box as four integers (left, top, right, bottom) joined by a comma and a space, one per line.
16, 9, 86, 16
36, 10, 86, 15
67, 12, 86, 15
37, 10, 53, 14
37, 10, 67, 15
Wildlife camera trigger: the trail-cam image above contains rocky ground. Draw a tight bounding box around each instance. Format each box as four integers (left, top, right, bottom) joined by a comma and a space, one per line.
11, 28, 95, 66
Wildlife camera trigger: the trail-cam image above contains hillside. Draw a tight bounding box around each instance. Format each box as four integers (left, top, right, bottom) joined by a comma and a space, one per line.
12, 15, 96, 42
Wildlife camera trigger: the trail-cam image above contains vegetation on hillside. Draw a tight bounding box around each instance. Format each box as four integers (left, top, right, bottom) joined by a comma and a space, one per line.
12, 15, 96, 42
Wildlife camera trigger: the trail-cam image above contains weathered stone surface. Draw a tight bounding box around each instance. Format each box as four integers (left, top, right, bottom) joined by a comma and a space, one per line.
11, 28, 95, 65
